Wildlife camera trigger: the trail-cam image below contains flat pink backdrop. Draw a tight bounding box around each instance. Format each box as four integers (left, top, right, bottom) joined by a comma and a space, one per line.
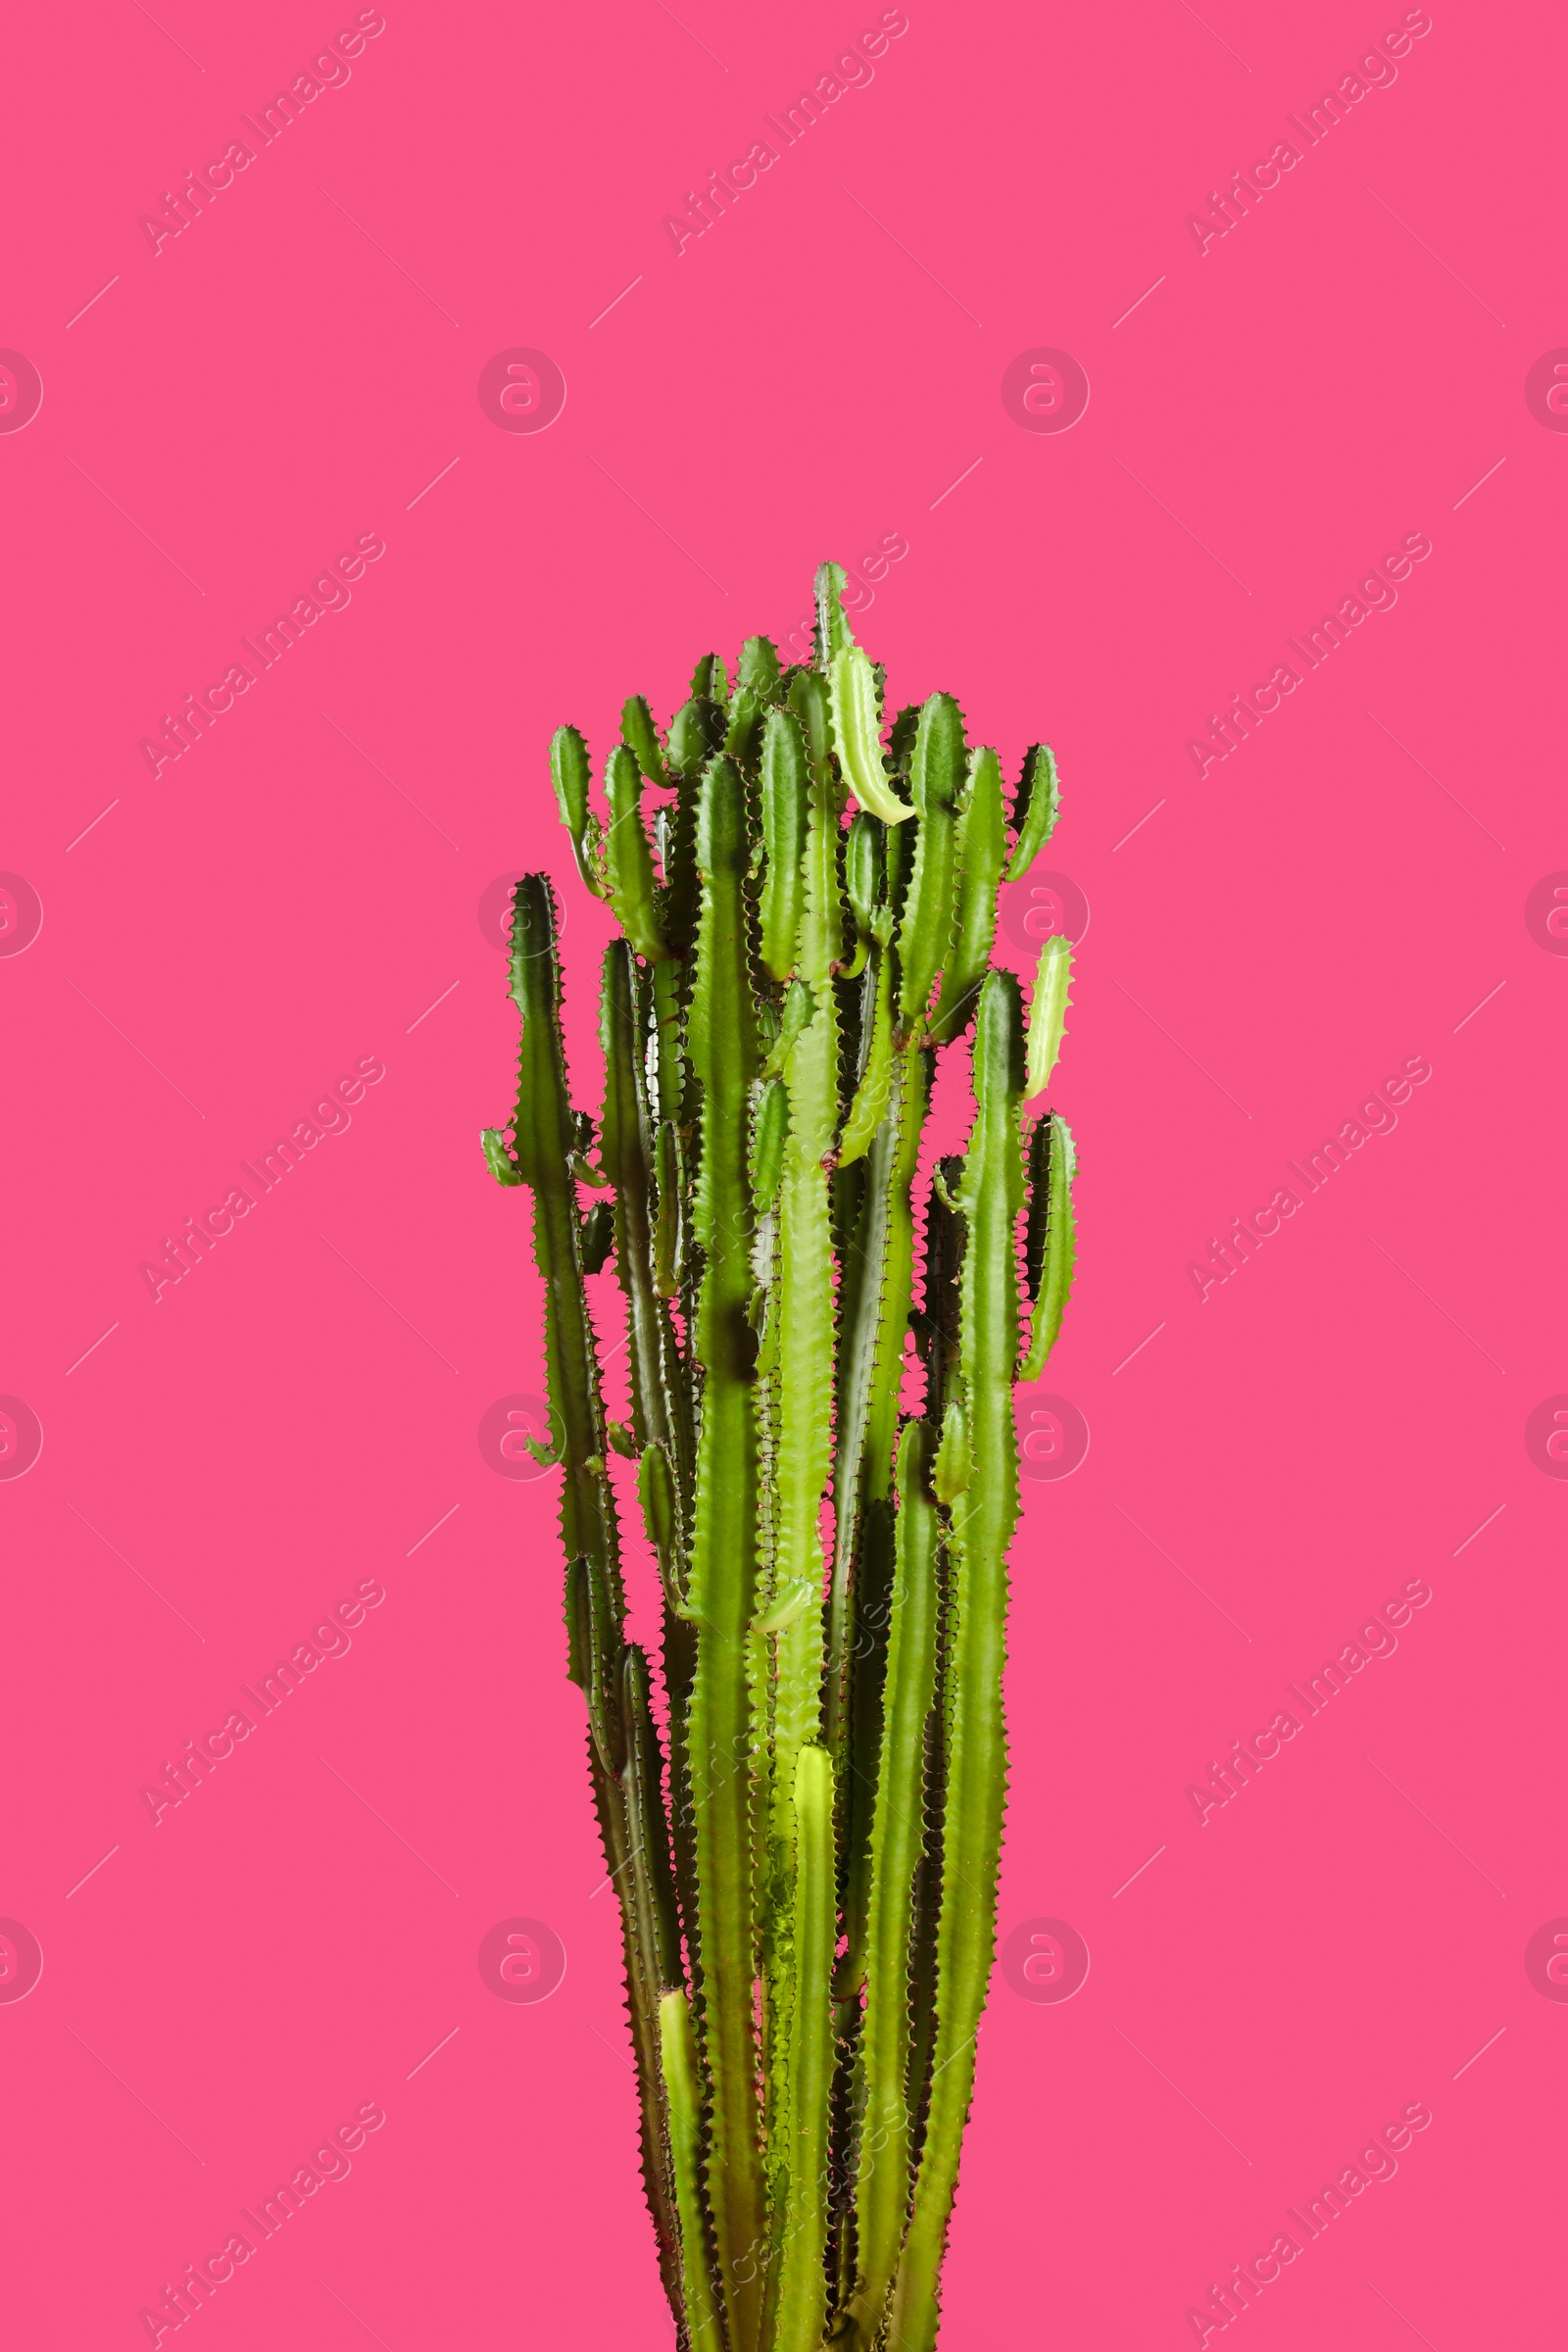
3, 0, 1564, 2344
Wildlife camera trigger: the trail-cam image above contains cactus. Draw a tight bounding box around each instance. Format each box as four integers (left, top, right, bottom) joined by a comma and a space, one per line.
485, 564, 1079, 2352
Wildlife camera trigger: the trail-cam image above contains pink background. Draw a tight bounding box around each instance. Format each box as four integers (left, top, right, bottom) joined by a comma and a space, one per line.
3, 0, 1564, 2343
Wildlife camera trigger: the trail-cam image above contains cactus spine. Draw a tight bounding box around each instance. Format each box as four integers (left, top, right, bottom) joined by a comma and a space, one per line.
486, 565, 1079, 2351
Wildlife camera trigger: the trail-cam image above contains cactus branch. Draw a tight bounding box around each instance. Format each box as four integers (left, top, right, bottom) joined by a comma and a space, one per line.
490, 566, 1081, 2352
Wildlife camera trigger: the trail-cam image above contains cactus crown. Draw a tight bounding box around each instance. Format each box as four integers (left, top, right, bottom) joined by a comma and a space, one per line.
485, 562, 1078, 2352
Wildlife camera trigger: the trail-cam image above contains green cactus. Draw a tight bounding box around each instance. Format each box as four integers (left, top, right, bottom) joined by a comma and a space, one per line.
485, 563, 1079, 2351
